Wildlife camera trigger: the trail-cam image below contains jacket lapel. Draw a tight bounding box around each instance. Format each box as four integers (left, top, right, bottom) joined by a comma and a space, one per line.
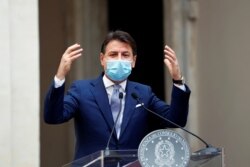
90, 76, 138, 139
90, 75, 115, 132
119, 81, 138, 138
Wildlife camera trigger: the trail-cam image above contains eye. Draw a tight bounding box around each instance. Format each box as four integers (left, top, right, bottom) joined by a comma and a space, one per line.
122, 52, 131, 58
108, 52, 118, 57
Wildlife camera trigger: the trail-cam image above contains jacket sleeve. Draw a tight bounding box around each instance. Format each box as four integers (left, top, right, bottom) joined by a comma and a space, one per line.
44, 81, 79, 124
167, 85, 191, 127
149, 84, 191, 128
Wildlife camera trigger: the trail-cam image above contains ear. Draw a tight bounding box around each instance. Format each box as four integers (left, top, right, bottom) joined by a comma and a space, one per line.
100, 53, 105, 66
132, 55, 137, 68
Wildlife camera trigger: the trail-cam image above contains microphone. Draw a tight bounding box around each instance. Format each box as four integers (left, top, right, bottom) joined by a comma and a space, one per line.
131, 92, 221, 160
105, 92, 124, 155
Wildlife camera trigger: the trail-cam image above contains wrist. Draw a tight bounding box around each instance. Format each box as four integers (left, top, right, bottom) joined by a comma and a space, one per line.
54, 75, 65, 88
56, 71, 66, 80
172, 76, 185, 85
55, 74, 65, 81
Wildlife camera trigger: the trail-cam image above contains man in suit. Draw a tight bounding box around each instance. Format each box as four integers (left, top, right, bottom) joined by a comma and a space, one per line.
44, 30, 191, 160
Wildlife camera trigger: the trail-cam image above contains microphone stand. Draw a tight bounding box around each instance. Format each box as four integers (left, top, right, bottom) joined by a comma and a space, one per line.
131, 93, 221, 160
105, 92, 123, 156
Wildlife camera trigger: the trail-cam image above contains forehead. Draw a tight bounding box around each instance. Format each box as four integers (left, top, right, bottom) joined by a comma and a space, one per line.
105, 40, 133, 52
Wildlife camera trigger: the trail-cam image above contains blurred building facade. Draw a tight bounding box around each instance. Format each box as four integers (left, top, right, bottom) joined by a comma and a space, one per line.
1, 0, 250, 166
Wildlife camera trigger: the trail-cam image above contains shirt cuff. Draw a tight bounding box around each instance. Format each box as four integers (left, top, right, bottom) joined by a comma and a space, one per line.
173, 83, 186, 92
54, 76, 65, 88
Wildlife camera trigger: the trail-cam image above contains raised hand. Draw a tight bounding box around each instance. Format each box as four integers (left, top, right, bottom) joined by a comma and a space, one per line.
163, 45, 182, 80
56, 43, 83, 80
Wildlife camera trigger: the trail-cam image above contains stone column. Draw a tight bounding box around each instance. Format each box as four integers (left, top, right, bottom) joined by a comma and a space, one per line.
0, 0, 40, 166
163, 0, 201, 151
39, 0, 108, 166
69, 0, 108, 81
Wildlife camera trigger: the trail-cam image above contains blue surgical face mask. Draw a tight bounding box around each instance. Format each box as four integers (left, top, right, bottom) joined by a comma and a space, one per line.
105, 60, 132, 81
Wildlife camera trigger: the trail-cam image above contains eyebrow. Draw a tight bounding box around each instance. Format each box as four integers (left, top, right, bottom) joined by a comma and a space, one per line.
108, 51, 131, 54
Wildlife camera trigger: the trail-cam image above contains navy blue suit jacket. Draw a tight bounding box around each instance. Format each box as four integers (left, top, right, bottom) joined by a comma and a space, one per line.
44, 74, 190, 160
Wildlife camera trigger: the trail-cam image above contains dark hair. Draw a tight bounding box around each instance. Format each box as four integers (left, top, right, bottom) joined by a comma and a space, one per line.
101, 30, 137, 55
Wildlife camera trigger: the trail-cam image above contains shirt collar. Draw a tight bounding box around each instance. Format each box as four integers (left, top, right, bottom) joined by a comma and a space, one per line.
103, 74, 127, 91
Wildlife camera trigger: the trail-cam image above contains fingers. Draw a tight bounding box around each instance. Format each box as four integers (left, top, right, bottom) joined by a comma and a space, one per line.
56, 43, 83, 79
69, 48, 83, 61
164, 45, 176, 63
164, 45, 175, 55
66, 43, 82, 53
64, 43, 83, 61
163, 45, 182, 80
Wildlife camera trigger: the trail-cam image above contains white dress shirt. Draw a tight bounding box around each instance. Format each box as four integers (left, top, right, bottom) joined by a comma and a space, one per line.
102, 75, 126, 139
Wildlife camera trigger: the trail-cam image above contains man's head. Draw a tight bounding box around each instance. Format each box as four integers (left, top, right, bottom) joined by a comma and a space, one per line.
100, 30, 137, 83
101, 30, 137, 55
